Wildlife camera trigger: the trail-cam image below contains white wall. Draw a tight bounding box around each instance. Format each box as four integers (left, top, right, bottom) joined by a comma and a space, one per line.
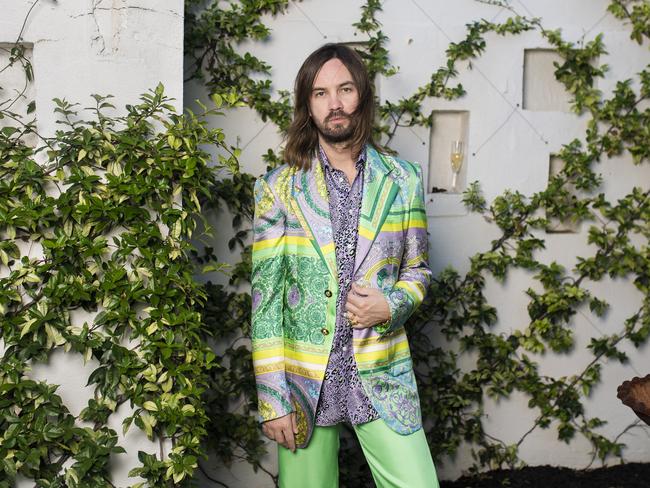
185, 0, 650, 485
1, 1, 184, 486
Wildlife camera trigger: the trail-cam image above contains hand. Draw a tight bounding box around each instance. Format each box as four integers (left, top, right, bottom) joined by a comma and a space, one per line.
262, 412, 298, 452
344, 283, 391, 329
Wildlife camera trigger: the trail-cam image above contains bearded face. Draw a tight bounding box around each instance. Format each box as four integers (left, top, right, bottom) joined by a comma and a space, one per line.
312, 109, 357, 144
309, 58, 360, 146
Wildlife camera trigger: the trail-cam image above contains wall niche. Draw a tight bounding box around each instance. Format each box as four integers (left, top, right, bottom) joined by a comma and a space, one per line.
427, 110, 469, 195
523, 49, 572, 112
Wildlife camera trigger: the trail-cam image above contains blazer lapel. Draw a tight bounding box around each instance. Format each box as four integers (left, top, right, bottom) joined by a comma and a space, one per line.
354, 147, 400, 274
290, 160, 338, 279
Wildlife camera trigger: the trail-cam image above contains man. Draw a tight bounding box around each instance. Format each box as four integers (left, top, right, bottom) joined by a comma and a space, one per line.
251, 43, 439, 488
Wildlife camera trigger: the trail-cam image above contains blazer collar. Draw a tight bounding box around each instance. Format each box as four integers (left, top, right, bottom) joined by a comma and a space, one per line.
354, 146, 399, 274
291, 145, 399, 279
290, 158, 337, 278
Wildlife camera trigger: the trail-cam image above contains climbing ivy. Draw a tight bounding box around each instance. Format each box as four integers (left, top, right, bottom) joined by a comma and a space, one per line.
187, 0, 650, 486
0, 6, 241, 484
2, 0, 648, 487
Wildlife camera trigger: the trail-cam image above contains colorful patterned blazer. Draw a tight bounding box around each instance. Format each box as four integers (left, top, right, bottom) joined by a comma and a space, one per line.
251, 145, 432, 448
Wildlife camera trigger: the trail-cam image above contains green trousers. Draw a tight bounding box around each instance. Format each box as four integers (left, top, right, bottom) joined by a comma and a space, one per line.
278, 419, 440, 488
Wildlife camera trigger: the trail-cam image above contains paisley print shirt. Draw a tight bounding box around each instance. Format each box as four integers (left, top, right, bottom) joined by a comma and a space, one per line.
314, 145, 380, 426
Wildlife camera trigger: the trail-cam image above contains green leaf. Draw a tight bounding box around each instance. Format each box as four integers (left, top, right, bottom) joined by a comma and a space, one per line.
143, 401, 158, 412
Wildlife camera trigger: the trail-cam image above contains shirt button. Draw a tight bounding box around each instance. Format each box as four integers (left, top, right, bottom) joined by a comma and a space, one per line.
324, 289, 332, 298
321, 328, 329, 335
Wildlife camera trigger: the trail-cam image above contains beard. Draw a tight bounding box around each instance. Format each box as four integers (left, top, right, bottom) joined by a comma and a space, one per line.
313, 110, 357, 144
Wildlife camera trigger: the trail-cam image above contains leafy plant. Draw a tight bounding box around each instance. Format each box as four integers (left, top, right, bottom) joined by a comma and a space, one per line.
2, 0, 649, 487
0, 17, 240, 483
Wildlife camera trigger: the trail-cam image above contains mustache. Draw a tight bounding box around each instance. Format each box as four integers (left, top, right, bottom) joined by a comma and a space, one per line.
325, 110, 351, 122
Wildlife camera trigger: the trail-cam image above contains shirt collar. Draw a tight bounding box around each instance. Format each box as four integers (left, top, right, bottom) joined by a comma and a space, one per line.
318, 144, 367, 171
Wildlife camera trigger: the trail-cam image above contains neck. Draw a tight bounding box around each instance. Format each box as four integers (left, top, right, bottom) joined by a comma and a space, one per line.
319, 138, 359, 172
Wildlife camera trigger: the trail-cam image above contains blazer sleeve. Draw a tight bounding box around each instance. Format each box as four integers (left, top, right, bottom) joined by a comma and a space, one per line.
251, 176, 293, 422
375, 163, 432, 335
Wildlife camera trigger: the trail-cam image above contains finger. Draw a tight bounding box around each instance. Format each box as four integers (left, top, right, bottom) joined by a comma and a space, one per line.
351, 282, 369, 296
346, 307, 363, 322
363, 287, 381, 297
345, 312, 361, 328
346, 310, 362, 327
284, 427, 296, 452
345, 302, 361, 315
352, 282, 367, 290
291, 412, 298, 434
358, 319, 374, 329
346, 296, 360, 309
286, 434, 296, 452
351, 319, 367, 329
275, 429, 287, 448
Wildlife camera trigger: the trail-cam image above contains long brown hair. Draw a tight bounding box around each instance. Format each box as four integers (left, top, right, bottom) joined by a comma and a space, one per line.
284, 43, 380, 169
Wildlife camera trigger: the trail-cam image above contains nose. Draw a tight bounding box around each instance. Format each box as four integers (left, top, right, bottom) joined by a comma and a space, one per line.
328, 93, 343, 111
